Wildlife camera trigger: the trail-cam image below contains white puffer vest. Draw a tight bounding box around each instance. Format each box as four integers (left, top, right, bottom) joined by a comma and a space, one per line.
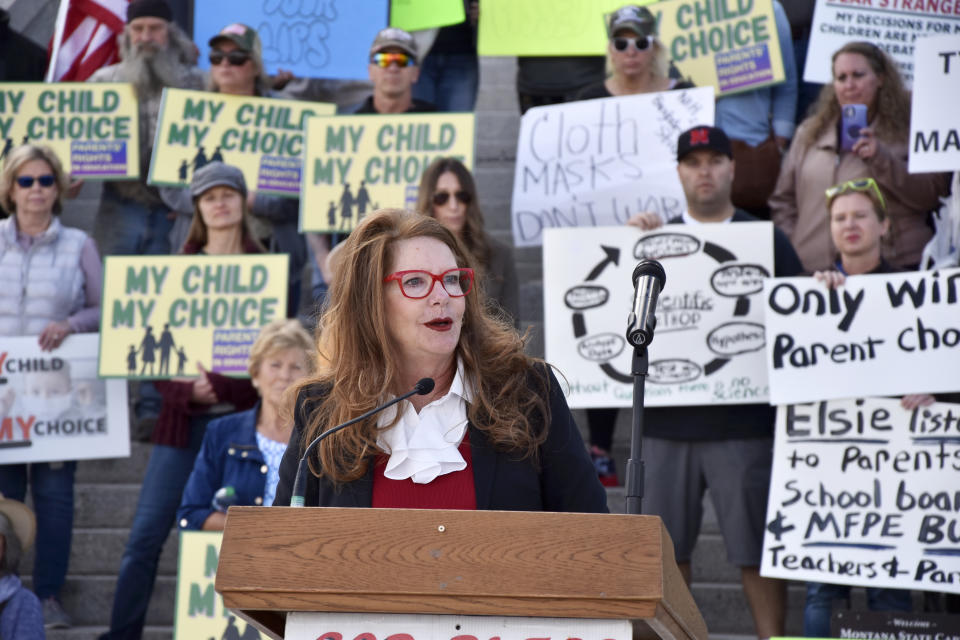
0, 216, 88, 336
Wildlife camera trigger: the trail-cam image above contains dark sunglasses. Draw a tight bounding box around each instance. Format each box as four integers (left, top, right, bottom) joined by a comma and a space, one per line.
370, 52, 415, 68
16, 174, 56, 188
431, 190, 472, 206
612, 36, 654, 52
209, 49, 251, 66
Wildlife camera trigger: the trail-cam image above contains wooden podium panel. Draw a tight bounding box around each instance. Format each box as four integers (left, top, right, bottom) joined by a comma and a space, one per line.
216, 507, 707, 640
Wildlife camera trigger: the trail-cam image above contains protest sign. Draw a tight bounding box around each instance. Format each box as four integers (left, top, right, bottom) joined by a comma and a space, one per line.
98, 255, 288, 379
149, 89, 335, 197
909, 34, 960, 173
0, 334, 129, 464
477, 0, 623, 56
761, 397, 960, 594
479, 0, 786, 95
174, 531, 264, 640
832, 611, 960, 638
391, 0, 465, 31
763, 269, 960, 405
512, 88, 713, 248
0, 82, 139, 178
194, 1, 387, 80
805, 0, 960, 87
544, 223, 775, 408
300, 112, 475, 232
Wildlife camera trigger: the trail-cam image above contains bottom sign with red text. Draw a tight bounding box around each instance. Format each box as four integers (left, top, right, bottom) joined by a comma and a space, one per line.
0, 334, 129, 463
285, 613, 631, 640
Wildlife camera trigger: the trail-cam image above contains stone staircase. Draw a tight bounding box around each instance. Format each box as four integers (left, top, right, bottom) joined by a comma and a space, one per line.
5, 3, 808, 632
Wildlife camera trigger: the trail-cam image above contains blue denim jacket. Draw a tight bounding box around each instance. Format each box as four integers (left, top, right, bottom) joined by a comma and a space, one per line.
177, 405, 272, 530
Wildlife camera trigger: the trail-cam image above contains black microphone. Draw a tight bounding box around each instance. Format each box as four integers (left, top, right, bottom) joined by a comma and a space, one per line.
289, 377, 435, 507
626, 260, 666, 348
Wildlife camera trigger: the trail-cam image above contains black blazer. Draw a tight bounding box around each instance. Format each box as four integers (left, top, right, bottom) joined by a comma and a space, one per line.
274, 368, 608, 513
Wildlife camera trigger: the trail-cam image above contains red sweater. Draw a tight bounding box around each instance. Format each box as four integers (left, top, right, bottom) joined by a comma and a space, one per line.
372, 441, 477, 510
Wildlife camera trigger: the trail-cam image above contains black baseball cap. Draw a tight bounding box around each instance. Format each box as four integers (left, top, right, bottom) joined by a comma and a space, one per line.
676, 125, 733, 161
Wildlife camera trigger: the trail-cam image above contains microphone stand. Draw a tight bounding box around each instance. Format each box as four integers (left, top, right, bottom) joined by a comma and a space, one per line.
623, 259, 664, 516
625, 343, 648, 516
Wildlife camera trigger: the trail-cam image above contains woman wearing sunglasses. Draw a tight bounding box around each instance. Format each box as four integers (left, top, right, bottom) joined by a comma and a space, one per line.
416, 157, 519, 324
0, 144, 102, 625
576, 5, 693, 100
274, 210, 606, 514
163, 23, 305, 317
770, 42, 950, 273
803, 176, 927, 633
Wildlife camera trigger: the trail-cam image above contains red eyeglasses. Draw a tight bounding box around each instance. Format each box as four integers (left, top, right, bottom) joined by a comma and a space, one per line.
384, 268, 474, 299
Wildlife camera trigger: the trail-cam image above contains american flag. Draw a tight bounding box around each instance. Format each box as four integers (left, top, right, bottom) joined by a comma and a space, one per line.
46, 0, 128, 82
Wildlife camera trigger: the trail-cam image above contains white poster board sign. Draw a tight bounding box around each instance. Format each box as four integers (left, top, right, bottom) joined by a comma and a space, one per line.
761, 397, 960, 594
909, 34, 960, 173
763, 269, 960, 405
286, 612, 631, 640
544, 223, 774, 408
511, 87, 715, 248
805, 0, 960, 87
0, 334, 129, 463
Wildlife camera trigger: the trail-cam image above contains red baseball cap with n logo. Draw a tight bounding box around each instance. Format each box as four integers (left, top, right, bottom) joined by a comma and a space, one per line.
676, 125, 733, 162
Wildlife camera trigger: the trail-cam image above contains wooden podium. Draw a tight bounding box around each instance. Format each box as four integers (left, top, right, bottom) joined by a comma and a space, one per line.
217, 507, 707, 640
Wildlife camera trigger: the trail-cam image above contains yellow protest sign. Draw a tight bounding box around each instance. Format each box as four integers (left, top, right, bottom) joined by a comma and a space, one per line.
98, 255, 288, 379
174, 531, 264, 640
0, 82, 139, 178
148, 88, 335, 197
478, 0, 785, 95
478, 0, 623, 56
300, 112, 475, 232
391, 0, 466, 31
660, 0, 784, 94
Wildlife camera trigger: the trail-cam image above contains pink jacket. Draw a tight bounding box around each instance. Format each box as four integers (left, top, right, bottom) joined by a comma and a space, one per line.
770, 117, 950, 272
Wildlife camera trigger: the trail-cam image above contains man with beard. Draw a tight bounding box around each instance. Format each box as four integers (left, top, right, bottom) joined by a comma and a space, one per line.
89, 0, 204, 257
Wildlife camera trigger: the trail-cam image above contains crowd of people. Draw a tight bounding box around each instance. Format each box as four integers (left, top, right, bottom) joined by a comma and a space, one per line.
0, 0, 956, 636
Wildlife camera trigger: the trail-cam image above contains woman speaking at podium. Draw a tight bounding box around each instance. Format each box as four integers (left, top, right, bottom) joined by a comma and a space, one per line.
274, 210, 607, 512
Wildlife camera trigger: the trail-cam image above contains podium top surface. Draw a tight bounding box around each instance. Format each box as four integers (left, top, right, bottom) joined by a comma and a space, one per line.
217, 507, 706, 640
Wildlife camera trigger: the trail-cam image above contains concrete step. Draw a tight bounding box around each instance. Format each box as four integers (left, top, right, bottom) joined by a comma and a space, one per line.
22, 528, 179, 577
47, 627, 173, 640
691, 581, 806, 636
75, 441, 153, 485
476, 112, 521, 162
24, 575, 177, 626
74, 484, 143, 528
472, 164, 516, 224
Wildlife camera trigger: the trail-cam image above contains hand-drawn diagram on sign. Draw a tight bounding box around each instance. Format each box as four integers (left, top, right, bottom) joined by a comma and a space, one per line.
762, 398, 960, 594
544, 223, 775, 408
